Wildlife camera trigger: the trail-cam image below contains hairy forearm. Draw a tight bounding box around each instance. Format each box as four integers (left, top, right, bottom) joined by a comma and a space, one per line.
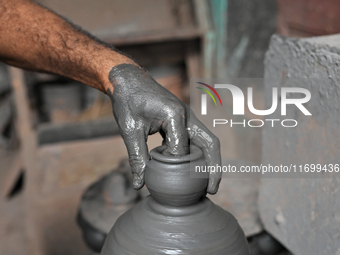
0, 0, 136, 93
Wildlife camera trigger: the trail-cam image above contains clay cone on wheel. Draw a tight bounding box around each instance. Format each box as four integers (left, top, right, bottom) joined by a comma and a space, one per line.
101, 145, 250, 255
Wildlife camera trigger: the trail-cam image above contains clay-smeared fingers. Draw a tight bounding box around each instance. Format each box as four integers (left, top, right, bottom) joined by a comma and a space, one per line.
121, 127, 150, 190
187, 111, 222, 194
161, 103, 189, 156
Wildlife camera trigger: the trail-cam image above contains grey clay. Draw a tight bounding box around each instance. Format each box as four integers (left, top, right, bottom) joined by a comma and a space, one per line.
100, 145, 250, 255
107, 64, 221, 194
146, 145, 208, 207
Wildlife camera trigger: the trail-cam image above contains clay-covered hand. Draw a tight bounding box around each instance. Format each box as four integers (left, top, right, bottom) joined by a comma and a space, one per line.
107, 64, 221, 194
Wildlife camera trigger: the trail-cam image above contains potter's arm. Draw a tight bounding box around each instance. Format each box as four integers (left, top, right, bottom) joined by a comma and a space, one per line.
0, 0, 222, 194
0, 0, 135, 93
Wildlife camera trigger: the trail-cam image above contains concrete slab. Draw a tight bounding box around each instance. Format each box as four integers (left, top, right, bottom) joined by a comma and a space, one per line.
259, 34, 340, 255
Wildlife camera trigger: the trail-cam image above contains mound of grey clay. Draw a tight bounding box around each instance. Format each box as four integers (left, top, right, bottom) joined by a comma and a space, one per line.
101, 145, 250, 255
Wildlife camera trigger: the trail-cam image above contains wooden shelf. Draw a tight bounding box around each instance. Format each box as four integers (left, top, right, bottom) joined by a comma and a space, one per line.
37, 118, 119, 145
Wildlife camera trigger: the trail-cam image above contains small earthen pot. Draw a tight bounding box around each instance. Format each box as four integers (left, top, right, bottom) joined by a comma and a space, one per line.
145, 145, 209, 207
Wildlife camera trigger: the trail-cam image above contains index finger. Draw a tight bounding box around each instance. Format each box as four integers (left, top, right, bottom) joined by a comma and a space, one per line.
161, 103, 189, 156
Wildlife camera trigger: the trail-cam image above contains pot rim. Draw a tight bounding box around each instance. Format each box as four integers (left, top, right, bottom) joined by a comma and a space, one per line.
150, 145, 203, 163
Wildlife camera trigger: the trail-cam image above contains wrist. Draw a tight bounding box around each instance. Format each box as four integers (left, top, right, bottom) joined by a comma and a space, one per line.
100, 52, 139, 94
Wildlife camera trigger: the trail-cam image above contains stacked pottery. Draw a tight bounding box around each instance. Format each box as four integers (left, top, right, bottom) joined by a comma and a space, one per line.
101, 145, 250, 255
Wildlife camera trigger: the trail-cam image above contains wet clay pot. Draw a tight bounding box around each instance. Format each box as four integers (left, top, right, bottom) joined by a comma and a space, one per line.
145, 145, 208, 207
101, 145, 250, 255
